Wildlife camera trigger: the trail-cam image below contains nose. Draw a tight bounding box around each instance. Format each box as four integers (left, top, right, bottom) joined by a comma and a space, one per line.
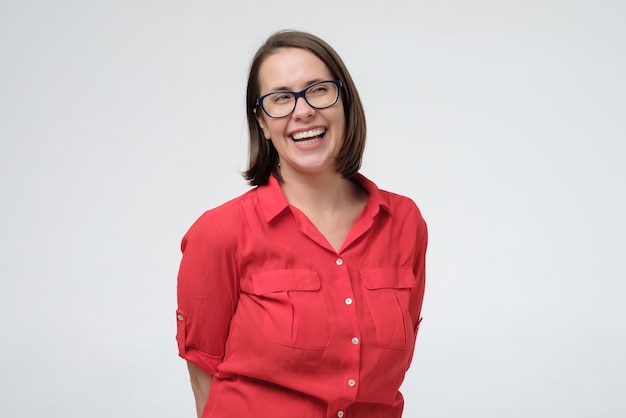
291, 96, 315, 119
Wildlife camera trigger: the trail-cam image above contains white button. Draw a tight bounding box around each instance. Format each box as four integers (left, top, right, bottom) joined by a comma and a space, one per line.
348, 379, 356, 387
177, 314, 184, 321
351, 337, 359, 345
337, 411, 345, 418
344, 298, 353, 305
336, 258, 344, 266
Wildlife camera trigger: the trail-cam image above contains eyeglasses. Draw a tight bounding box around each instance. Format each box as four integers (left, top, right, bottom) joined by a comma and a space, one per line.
256, 80, 342, 118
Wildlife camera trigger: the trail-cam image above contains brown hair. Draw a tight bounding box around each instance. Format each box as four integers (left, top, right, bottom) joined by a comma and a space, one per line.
243, 30, 367, 186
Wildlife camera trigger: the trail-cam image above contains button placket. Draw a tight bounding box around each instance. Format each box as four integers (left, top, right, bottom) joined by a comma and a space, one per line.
334, 254, 358, 402
336, 257, 353, 308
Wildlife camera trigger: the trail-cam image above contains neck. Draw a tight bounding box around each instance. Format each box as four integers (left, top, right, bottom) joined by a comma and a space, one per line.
279, 168, 359, 212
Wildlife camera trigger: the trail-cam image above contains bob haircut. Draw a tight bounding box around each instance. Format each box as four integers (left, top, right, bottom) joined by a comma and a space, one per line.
243, 30, 367, 186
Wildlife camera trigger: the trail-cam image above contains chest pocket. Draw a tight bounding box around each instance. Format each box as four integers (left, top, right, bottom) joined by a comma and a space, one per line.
242, 269, 330, 350
362, 267, 417, 349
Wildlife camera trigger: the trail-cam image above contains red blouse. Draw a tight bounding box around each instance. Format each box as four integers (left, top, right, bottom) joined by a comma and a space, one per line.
176, 173, 427, 418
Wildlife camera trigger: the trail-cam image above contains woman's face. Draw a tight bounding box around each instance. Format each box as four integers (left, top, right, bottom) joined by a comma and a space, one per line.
255, 47, 346, 179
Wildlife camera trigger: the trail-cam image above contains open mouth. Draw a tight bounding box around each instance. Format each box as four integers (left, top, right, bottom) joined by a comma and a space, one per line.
291, 128, 326, 145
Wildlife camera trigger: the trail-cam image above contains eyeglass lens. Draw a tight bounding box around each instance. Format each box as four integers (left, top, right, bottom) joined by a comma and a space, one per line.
262, 81, 339, 118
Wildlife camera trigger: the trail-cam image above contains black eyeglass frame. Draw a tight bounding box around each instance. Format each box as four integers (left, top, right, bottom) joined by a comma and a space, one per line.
256, 80, 343, 118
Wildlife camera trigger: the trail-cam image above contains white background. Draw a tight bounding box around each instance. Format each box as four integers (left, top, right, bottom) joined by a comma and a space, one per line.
1, 1, 625, 417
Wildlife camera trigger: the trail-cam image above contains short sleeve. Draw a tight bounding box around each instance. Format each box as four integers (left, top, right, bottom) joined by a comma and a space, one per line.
176, 210, 240, 375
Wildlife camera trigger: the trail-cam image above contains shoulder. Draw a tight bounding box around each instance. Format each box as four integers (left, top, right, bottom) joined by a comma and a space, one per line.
358, 174, 426, 225
181, 188, 259, 250
378, 190, 428, 256
381, 189, 425, 218
381, 190, 428, 237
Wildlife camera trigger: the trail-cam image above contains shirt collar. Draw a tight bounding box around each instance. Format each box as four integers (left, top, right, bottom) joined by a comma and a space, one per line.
256, 173, 391, 223
257, 175, 291, 222
354, 173, 392, 218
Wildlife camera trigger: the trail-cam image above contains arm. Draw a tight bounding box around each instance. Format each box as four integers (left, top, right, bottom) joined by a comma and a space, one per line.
177, 211, 240, 415
187, 361, 214, 418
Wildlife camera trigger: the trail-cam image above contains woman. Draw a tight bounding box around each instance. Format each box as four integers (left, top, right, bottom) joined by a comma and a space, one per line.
176, 30, 428, 418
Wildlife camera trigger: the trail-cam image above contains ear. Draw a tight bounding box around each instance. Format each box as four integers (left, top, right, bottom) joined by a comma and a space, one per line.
254, 108, 271, 140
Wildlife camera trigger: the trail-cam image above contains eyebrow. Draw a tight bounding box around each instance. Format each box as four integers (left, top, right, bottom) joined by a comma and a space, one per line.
267, 78, 326, 92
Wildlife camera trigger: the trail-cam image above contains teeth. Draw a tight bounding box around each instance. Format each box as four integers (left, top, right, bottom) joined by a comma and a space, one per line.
292, 128, 325, 141
297, 137, 322, 145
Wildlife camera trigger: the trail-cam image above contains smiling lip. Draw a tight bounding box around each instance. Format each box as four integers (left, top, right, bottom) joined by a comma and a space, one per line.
290, 128, 326, 143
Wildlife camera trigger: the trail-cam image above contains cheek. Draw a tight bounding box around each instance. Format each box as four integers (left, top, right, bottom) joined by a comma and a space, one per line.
332, 103, 346, 128
332, 112, 347, 137
256, 113, 272, 140
258, 121, 271, 140
266, 120, 288, 140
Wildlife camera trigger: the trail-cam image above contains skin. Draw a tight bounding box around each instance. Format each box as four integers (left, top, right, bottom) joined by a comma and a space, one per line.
255, 48, 367, 251
187, 362, 212, 417
255, 47, 346, 180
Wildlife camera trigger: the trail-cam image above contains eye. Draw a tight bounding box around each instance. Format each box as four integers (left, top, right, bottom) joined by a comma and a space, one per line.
268, 92, 293, 104
308, 84, 329, 95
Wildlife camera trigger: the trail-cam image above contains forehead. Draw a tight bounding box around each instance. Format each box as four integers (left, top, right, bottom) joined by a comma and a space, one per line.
258, 47, 333, 92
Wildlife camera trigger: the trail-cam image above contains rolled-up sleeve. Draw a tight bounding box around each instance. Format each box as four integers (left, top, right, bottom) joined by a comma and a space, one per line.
176, 210, 239, 375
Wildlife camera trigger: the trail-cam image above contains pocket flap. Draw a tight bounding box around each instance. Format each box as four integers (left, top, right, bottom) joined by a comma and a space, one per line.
244, 269, 321, 295
361, 267, 416, 290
